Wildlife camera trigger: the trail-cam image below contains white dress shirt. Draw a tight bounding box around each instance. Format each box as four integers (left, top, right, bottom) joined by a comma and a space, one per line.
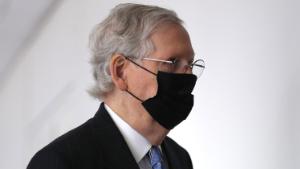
104, 104, 153, 169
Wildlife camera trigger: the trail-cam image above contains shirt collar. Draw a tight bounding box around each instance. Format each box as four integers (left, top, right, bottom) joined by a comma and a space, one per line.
104, 103, 152, 163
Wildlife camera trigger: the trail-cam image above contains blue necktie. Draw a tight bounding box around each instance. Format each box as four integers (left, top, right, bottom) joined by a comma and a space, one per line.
149, 146, 165, 169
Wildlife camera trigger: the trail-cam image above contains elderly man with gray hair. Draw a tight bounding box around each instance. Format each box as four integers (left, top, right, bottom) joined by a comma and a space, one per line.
27, 3, 205, 169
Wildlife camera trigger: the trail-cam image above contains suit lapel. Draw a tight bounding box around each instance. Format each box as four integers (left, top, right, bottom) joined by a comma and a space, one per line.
162, 138, 183, 169
91, 103, 140, 169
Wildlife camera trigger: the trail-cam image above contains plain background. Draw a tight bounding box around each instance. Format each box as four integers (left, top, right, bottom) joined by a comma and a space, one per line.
0, 0, 299, 169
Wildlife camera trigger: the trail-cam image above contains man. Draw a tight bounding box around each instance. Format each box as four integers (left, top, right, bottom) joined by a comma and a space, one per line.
27, 3, 205, 169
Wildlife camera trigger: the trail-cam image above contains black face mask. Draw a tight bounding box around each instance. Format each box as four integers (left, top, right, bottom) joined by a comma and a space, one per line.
127, 70, 197, 130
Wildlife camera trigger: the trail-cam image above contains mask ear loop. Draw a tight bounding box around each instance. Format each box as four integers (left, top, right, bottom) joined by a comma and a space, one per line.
126, 89, 144, 102
123, 56, 157, 102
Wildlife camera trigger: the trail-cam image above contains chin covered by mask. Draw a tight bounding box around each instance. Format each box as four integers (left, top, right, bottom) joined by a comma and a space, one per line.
128, 71, 197, 130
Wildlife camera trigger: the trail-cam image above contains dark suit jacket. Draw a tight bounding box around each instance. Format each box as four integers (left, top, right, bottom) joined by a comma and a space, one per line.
27, 103, 193, 169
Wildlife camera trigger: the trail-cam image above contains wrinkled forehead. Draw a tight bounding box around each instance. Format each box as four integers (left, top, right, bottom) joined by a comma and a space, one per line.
150, 23, 194, 62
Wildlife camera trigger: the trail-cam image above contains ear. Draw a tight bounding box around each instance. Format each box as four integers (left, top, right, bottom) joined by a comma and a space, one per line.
109, 54, 128, 91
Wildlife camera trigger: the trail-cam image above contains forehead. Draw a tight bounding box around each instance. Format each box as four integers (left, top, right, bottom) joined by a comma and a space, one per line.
150, 23, 194, 61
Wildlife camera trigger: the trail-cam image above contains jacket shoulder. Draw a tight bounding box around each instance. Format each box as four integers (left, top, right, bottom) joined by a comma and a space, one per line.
27, 117, 103, 169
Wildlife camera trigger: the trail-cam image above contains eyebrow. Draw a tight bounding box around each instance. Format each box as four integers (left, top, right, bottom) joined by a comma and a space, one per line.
167, 54, 195, 63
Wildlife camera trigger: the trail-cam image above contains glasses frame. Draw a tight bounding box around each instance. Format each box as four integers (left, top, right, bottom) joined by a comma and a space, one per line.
143, 57, 205, 75
125, 56, 205, 77
143, 57, 205, 68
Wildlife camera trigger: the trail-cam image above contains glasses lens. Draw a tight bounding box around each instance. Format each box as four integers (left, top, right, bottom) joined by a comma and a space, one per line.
158, 60, 188, 73
192, 59, 205, 78
158, 62, 174, 73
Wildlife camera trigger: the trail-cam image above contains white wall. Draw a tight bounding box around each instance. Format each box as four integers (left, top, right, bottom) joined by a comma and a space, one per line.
0, 0, 299, 169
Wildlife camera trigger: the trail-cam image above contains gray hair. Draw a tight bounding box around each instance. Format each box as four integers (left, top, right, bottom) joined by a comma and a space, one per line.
88, 3, 183, 100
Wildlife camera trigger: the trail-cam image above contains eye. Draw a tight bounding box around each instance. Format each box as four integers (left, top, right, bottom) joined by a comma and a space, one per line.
168, 57, 177, 64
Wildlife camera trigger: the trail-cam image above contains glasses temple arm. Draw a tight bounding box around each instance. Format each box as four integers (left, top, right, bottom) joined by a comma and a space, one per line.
125, 57, 157, 76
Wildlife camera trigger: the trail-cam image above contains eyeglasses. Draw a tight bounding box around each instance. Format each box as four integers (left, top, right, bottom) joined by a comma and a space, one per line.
142, 57, 205, 78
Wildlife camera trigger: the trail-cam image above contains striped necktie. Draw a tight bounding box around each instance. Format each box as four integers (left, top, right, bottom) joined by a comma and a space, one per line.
149, 146, 165, 169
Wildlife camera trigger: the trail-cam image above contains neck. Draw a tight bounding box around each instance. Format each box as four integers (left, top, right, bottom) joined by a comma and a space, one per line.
104, 93, 169, 145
